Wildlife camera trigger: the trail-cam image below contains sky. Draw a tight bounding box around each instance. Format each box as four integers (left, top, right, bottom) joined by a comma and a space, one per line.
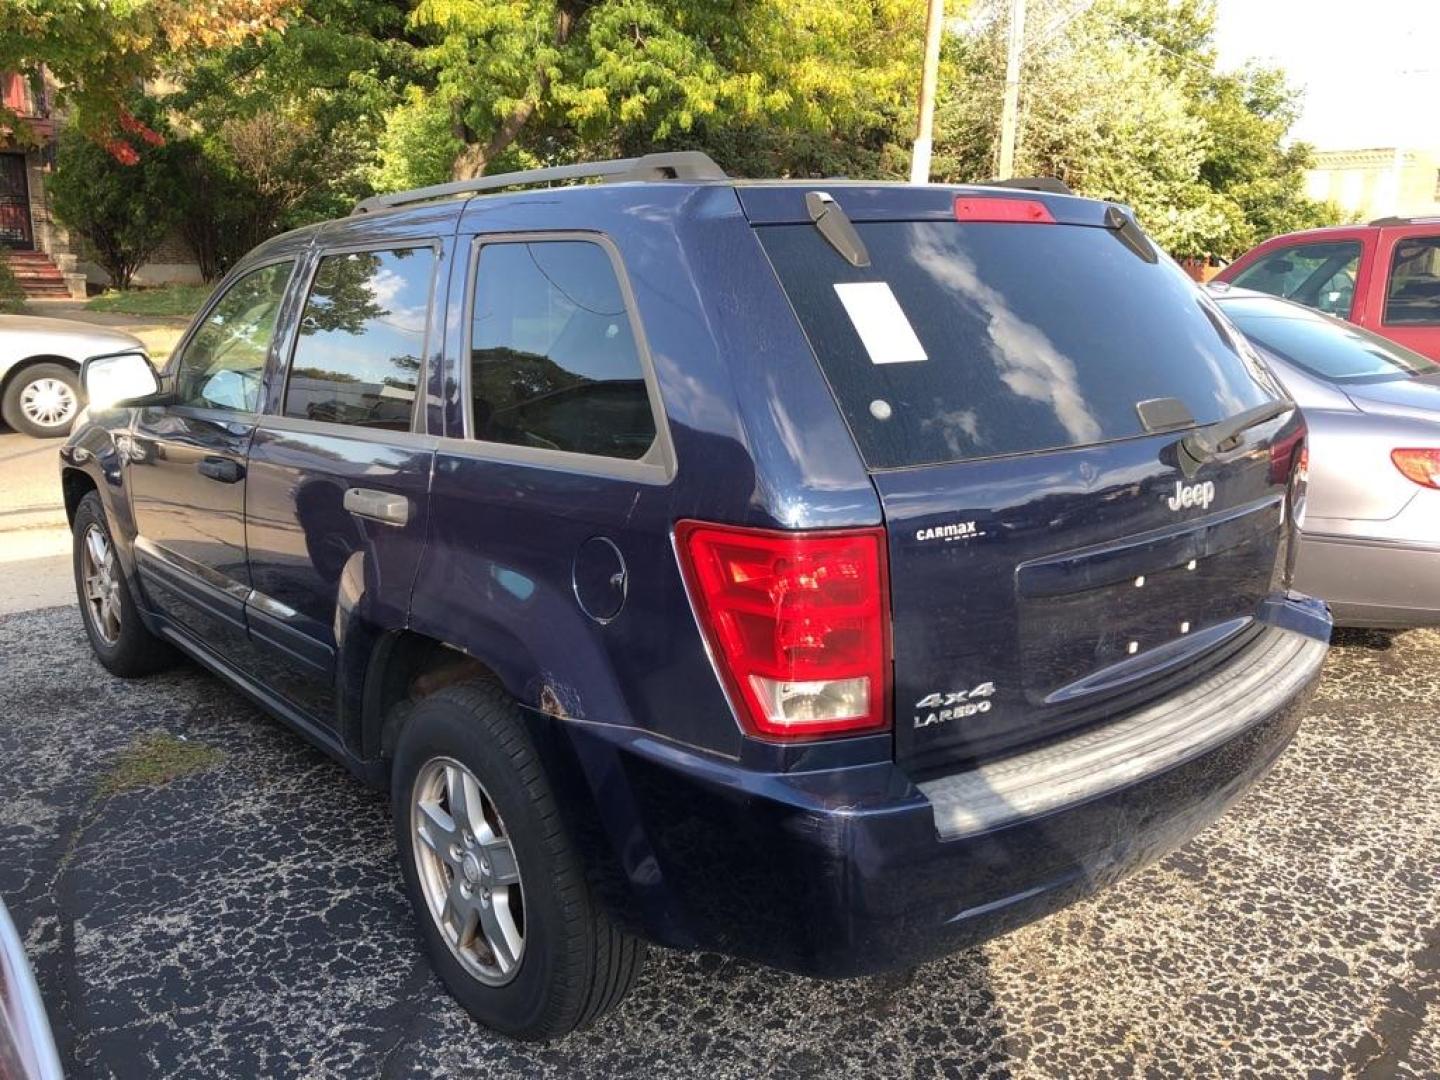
1213, 0, 1440, 151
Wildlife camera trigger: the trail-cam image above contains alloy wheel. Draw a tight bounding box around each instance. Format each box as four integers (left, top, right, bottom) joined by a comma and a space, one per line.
81, 524, 122, 645
411, 756, 526, 986
20, 377, 78, 430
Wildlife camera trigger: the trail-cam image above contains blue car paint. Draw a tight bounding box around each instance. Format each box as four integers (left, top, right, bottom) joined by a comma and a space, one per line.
59, 177, 1329, 978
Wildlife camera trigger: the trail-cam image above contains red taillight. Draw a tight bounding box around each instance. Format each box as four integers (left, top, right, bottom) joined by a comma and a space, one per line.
1391, 448, 1440, 489
954, 196, 1055, 224
1289, 444, 1310, 528
675, 521, 891, 740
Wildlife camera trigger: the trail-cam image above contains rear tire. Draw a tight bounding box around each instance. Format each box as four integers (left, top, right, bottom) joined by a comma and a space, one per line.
72, 492, 177, 677
392, 681, 646, 1040
4, 362, 82, 438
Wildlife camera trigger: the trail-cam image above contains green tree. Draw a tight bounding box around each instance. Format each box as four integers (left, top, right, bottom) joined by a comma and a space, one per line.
935, 0, 1340, 258
389, 0, 924, 181
155, 0, 418, 265
48, 112, 182, 289
0, 0, 287, 147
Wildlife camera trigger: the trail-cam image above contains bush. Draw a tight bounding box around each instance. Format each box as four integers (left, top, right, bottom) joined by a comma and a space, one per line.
0, 259, 24, 313
49, 117, 181, 290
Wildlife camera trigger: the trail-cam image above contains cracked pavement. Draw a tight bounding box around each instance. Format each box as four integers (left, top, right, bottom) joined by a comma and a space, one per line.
1, 606, 1436, 1078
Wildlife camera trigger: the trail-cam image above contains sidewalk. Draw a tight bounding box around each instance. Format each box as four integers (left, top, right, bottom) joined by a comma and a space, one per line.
0, 525, 72, 614
0, 430, 73, 612
0, 302, 193, 614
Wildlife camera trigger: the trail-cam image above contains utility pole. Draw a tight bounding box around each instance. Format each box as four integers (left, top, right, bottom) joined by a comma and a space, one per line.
996, 0, 1026, 180
909, 0, 946, 184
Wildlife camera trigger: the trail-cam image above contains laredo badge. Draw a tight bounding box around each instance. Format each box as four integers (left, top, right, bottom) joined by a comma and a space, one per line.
914, 682, 996, 728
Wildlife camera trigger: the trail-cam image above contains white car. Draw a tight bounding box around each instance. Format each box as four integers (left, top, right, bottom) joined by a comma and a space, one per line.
0, 315, 144, 438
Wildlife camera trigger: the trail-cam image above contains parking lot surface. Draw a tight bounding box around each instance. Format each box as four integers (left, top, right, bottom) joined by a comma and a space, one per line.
1, 603, 1436, 1079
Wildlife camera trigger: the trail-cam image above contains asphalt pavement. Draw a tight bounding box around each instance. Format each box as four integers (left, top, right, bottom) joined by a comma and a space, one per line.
1, 597, 1436, 1078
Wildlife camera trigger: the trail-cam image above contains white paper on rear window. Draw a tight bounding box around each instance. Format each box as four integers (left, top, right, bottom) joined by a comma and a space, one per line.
833, 281, 928, 365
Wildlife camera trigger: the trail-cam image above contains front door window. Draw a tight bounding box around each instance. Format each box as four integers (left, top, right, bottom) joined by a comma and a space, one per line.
173, 261, 295, 412
1231, 241, 1362, 317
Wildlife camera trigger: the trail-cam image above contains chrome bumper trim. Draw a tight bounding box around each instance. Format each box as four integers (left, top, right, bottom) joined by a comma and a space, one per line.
918, 624, 1326, 840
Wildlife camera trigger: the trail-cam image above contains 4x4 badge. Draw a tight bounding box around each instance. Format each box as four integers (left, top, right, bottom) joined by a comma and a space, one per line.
914, 682, 995, 728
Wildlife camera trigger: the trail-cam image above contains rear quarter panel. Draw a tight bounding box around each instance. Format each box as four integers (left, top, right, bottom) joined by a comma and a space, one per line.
1302, 406, 1440, 535
408, 184, 880, 760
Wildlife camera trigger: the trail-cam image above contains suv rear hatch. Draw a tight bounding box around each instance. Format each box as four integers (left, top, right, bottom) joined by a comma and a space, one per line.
744, 185, 1302, 774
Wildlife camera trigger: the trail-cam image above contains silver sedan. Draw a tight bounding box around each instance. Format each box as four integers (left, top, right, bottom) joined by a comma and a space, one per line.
0, 315, 143, 438
1212, 285, 1440, 628
0, 896, 61, 1080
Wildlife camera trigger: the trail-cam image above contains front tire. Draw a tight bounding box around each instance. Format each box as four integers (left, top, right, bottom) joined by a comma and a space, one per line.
392, 682, 646, 1040
4, 362, 82, 438
72, 492, 176, 677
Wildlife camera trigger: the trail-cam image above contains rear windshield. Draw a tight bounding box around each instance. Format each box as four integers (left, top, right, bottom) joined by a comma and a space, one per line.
758, 221, 1278, 469
1220, 296, 1440, 384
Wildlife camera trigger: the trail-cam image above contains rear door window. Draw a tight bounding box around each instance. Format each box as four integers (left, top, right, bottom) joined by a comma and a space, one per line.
1230, 241, 1361, 316
467, 239, 656, 460
283, 247, 436, 431
758, 221, 1277, 469
1384, 236, 1440, 325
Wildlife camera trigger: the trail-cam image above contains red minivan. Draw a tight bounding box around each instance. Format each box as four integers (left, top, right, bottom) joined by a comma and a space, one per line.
1215, 218, 1440, 360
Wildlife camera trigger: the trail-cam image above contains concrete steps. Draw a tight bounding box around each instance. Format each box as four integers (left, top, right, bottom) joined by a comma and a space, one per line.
3, 249, 73, 298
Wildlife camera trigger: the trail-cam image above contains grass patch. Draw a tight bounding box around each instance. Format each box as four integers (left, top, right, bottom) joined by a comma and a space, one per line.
98, 732, 227, 797
87, 283, 213, 319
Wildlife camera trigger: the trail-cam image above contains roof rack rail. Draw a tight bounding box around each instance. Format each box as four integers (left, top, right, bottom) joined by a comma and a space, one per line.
1368, 215, 1440, 227
981, 176, 1074, 196
353, 151, 727, 215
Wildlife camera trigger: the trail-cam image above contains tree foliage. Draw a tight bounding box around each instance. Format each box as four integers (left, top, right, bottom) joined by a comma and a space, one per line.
393, 0, 925, 180
0, 0, 288, 147
935, 0, 1340, 258
150, 0, 413, 277
48, 111, 182, 289
31, 0, 1338, 277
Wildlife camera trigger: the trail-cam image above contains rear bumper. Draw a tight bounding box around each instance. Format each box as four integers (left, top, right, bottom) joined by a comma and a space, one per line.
1295, 532, 1440, 628
553, 596, 1330, 977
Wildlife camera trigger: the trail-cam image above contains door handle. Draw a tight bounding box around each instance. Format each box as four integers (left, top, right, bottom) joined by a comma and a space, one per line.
197, 457, 245, 483
344, 487, 411, 526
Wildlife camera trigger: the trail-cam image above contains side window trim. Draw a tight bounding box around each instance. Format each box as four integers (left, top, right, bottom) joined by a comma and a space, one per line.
454, 230, 676, 484
164, 256, 301, 419
272, 238, 442, 435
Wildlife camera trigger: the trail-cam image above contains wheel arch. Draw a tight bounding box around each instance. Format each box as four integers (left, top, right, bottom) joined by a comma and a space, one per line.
60, 466, 98, 526
361, 626, 647, 940
0, 354, 80, 400
352, 627, 502, 767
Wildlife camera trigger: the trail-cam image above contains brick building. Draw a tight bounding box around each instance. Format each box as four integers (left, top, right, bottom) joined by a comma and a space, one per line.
1, 70, 201, 297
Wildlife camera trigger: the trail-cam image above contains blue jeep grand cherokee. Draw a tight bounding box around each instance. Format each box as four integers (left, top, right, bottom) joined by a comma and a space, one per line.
61, 153, 1330, 1040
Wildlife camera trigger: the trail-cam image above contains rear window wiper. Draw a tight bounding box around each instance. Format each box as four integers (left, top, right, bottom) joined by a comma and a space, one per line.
1177, 400, 1294, 476
1138, 396, 1294, 476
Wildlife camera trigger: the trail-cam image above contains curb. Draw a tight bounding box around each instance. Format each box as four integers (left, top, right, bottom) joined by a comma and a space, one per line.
0, 506, 68, 532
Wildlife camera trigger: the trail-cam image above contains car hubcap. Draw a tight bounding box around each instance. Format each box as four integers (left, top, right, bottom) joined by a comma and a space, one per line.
81, 525, 122, 645
20, 377, 77, 429
411, 757, 525, 986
